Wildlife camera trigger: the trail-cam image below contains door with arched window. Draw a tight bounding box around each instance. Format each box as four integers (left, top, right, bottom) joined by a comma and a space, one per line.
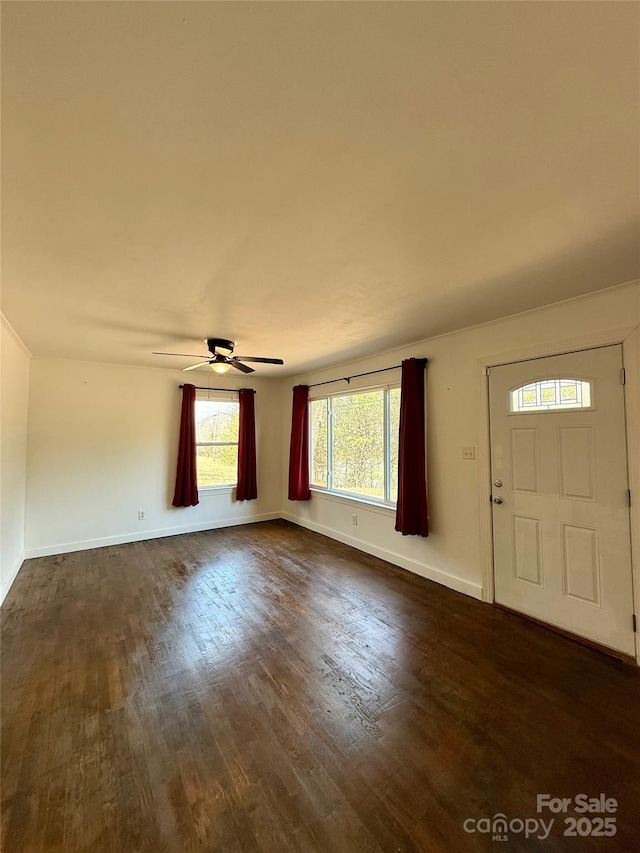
489, 345, 635, 656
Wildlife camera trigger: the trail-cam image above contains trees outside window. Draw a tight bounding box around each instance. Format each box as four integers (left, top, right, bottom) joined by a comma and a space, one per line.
195, 397, 239, 487
310, 386, 400, 504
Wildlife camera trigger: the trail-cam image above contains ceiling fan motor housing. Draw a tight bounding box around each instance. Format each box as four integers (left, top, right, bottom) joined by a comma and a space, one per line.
206, 338, 235, 355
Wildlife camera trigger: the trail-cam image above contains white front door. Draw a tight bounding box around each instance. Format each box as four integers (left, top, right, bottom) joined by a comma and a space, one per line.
489, 345, 635, 655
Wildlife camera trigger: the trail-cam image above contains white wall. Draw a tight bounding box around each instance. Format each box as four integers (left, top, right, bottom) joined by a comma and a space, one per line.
281, 281, 640, 604
1, 316, 31, 603
25, 359, 283, 556
9, 280, 640, 626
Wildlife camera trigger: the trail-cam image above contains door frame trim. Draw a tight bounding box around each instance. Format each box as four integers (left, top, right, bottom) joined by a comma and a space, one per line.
476, 325, 640, 665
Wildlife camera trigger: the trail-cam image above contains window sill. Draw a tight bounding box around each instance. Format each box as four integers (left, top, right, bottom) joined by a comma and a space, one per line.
309, 488, 396, 516
198, 485, 236, 496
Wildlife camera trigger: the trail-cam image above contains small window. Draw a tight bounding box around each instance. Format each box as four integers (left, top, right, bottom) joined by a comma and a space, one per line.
510, 379, 592, 413
195, 394, 239, 487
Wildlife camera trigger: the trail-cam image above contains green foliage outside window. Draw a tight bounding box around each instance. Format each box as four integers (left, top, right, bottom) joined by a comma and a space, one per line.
196, 400, 239, 487
389, 388, 400, 502
310, 399, 328, 488
333, 391, 385, 499
310, 387, 400, 502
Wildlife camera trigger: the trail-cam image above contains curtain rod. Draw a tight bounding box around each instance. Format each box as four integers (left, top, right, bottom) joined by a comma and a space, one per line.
178, 385, 253, 392
308, 359, 427, 389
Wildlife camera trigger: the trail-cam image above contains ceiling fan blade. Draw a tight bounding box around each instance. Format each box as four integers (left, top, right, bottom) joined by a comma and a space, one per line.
153, 351, 211, 358
231, 361, 255, 373
182, 361, 212, 371
232, 356, 284, 365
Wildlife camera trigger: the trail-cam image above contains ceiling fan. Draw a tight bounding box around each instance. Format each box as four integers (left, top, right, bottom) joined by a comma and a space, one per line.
153, 338, 284, 374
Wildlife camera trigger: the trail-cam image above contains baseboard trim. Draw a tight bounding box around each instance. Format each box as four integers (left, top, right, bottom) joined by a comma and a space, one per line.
24, 513, 282, 559
24, 513, 484, 602
281, 512, 483, 600
1, 551, 25, 606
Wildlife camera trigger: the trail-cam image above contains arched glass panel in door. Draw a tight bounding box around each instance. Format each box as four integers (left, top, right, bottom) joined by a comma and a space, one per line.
510, 378, 592, 413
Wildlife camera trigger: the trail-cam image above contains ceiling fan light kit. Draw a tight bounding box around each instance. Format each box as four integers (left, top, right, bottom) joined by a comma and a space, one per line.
210, 356, 231, 374
152, 338, 284, 374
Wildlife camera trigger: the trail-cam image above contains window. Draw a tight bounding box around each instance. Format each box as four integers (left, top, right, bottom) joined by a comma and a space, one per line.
510, 379, 592, 413
310, 386, 400, 505
195, 394, 239, 487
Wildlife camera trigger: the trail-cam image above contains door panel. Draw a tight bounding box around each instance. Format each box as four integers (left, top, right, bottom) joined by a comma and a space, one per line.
489, 345, 635, 655
561, 523, 599, 604
513, 515, 543, 585
511, 429, 539, 493
559, 426, 595, 500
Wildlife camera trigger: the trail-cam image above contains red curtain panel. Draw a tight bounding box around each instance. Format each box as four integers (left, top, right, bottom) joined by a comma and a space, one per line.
288, 385, 311, 501
172, 383, 200, 507
237, 388, 258, 501
395, 358, 429, 536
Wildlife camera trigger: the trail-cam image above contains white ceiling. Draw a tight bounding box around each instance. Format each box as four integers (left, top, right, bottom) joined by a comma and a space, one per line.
2, 2, 638, 376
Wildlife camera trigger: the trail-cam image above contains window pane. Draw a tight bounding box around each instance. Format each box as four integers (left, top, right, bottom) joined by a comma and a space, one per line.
310, 399, 328, 487
389, 387, 401, 502
196, 445, 238, 486
196, 401, 239, 442
332, 390, 384, 500
510, 379, 591, 412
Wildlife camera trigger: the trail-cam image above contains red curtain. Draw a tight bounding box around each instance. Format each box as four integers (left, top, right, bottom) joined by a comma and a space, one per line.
237, 389, 257, 501
288, 385, 311, 501
395, 358, 429, 536
172, 383, 200, 507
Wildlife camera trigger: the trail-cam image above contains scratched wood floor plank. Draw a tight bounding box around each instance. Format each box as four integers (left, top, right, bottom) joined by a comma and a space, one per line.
2, 519, 640, 852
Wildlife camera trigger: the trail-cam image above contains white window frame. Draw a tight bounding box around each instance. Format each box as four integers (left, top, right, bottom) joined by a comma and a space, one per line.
309, 384, 400, 509
195, 391, 239, 491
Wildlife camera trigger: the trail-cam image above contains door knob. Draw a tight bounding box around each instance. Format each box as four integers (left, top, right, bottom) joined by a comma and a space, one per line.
493, 497, 503, 504
494, 479, 503, 488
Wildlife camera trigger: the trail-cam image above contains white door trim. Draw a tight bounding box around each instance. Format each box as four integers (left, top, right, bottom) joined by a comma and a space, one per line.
476, 324, 640, 664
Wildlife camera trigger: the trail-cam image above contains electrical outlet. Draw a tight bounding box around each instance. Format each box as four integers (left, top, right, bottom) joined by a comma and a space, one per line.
138, 509, 147, 520
461, 447, 476, 460
352, 514, 358, 526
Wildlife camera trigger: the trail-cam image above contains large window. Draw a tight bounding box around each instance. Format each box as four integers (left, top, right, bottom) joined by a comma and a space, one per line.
310, 386, 400, 505
195, 394, 239, 488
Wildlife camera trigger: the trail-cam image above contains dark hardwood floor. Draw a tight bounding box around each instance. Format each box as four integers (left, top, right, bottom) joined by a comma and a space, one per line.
2, 520, 639, 852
